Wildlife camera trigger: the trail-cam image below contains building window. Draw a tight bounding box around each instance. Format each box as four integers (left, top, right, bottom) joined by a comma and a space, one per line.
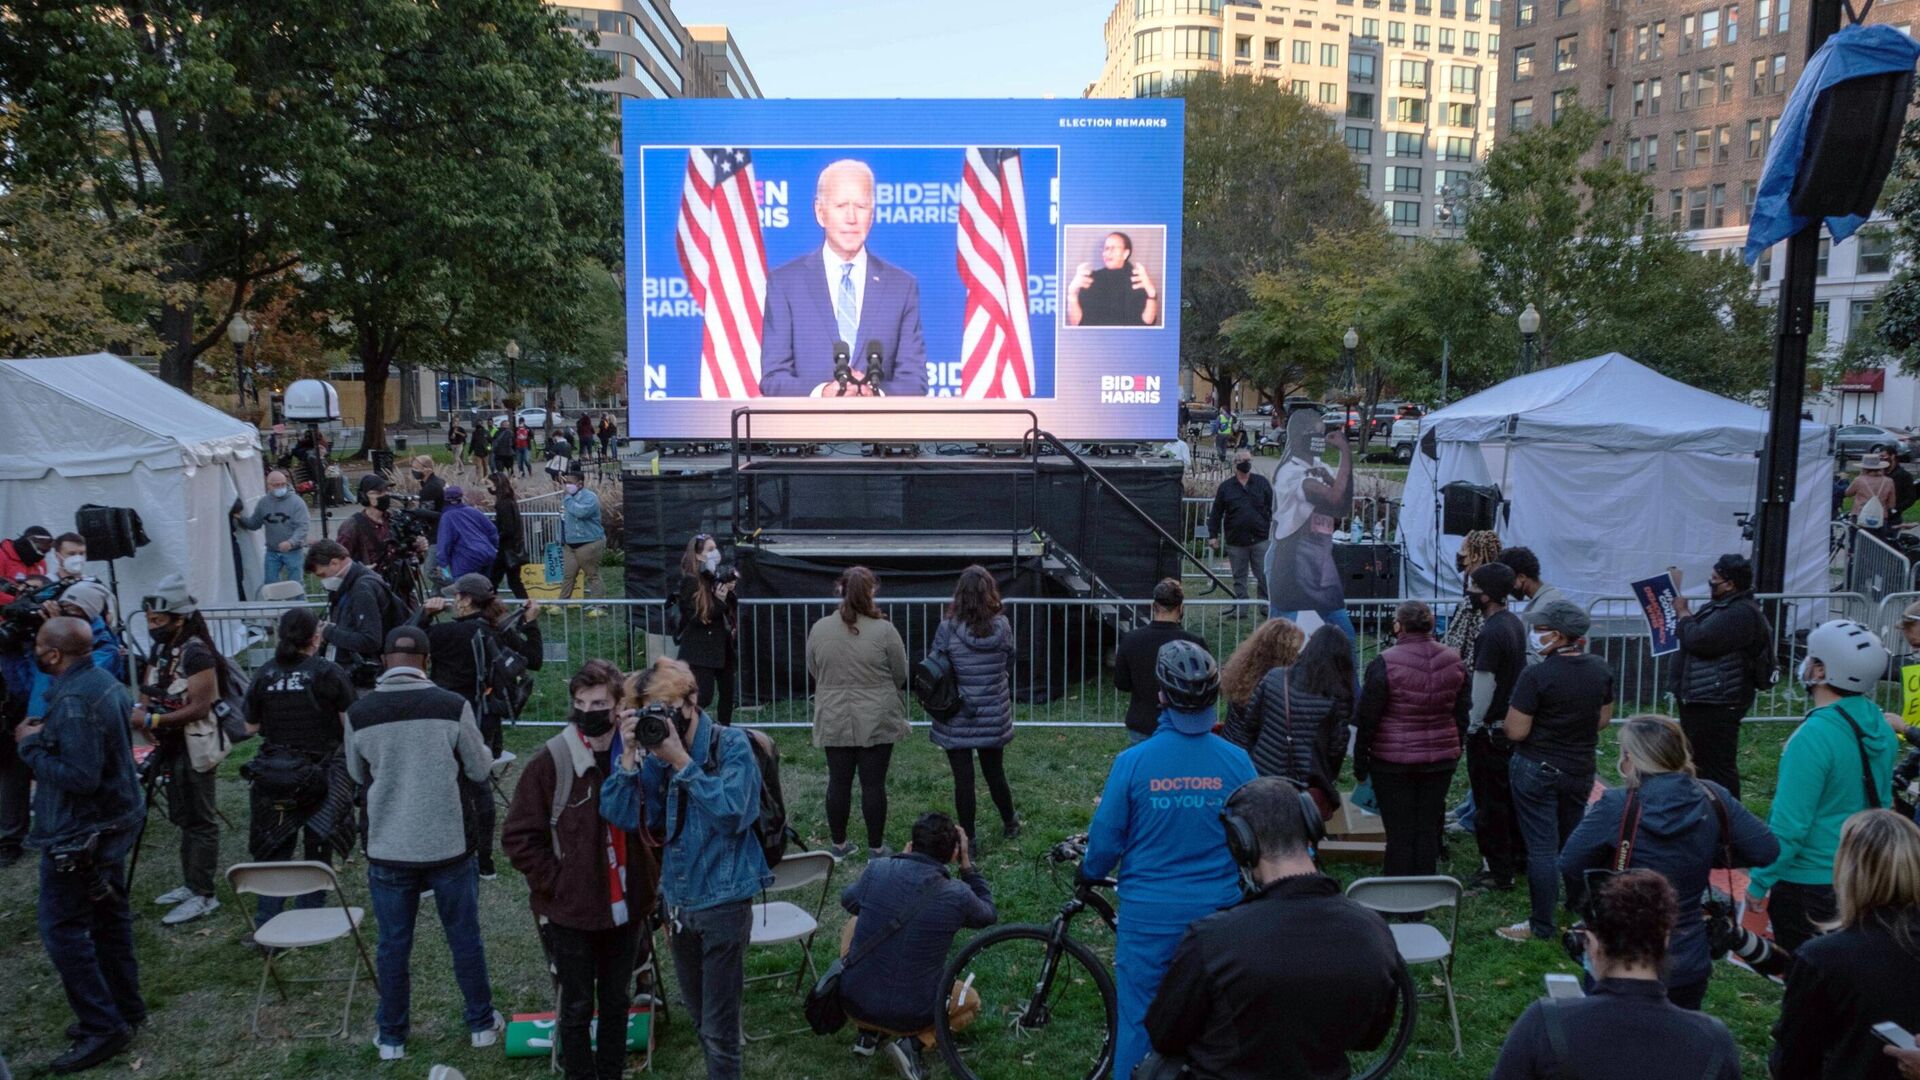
1414, 24, 1432, 48
1603, 83, 1615, 118
1756, 244, 1773, 281
1387, 165, 1424, 191
1446, 102, 1478, 126
1555, 34, 1578, 71
1551, 87, 1576, 123
1635, 23, 1652, 61
1692, 127, 1711, 166
1816, 235, 1831, 277
1437, 168, 1474, 194
1757, 0, 1772, 34
1236, 34, 1253, 59
1710, 183, 1727, 227
1468, 0, 1483, 15
1294, 39, 1312, 62
1174, 0, 1224, 12
1512, 97, 1534, 131
1606, 28, 1619, 65
1174, 27, 1221, 59
1389, 200, 1422, 227
1645, 133, 1659, 172
1859, 229, 1894, 274
1654, 19, 1667, 58
1450, 65, 1480, 92
1700, 9, 1721, 47
1649, 76, 1662, 114
1443, 0, 1458, 14
1852, 299, 1877, 334
1682, 13, 1696, 52
1266, 38, 1282, 61
1351, 53, 1378, 82
1133, 72, 1166, 96
1320, 81, 1340, 102
1135, 0, 1166, 13
1513, 44, 1535, 79
1687, 187, 1708, 229
1670, 189, 1685, 229
1346, 126, 1375, 153
1442, 135, 1474, 159
1674, 132, 1688, 169
1559, 0, 1580, 13
1745, 118, 1764, 158
1742, 179, 1759, 222
1776, 0, 1790, 33
1393, 97, 1429, 122
1465, 30, 1481, 51
1348, 91, 1377, 117
1632, 80, 1647, 115
1135, 29, 1164, 63
1770, 53, 1787, 93
1356, 163, 1372, 187
1363, 17, 1381, 37
1389, 21, 1407, 44
1400, 58, 1428, 86
1441, 27, 1456, 50
1719, 62, 1735, 102
1629, 138, 1644, 172
1714, 124, 1730, 162
1323, 42, 1341, 65
1389, 131, 1426, 156
1291, 78, 1312, 96
1677, 71, 1694, 110
1517, 0, 1537, 24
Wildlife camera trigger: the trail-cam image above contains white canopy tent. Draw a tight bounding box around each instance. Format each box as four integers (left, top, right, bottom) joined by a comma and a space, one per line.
1397, 353, 1832, 609
0, 354, 267, 619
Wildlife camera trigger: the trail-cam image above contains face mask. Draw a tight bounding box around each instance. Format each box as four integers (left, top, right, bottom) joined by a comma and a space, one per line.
373, 495, 392, 512
1528, 631, 1555, 655
33, 648, 59, 675
320, 574, 345, 593
61, 555, 86, 574
269, 486, 288, 499
411, 470, 426, 481
1796, 656, 1821, 689
572, 707, 615, 737
564, 483, 580, 496
702, 550, 721, 573
1234, 460, 1251, 475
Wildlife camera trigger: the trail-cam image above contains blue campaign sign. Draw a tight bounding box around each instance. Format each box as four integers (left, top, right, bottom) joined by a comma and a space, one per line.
1631, 572, 1683, 657
623, 98, 1184, 442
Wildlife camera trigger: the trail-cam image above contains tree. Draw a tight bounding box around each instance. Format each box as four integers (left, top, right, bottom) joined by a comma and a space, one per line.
1175, 73, 1378, 406
1222, 227, 1392, 410
0, 184, 181, 357
295, 0, 621, 454
1856, 109, 1920, 373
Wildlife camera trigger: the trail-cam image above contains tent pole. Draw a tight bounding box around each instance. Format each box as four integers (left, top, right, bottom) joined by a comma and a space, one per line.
1752, 0, 1846, 595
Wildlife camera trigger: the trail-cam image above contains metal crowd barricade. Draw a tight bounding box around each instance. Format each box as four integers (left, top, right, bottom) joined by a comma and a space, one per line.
521, 511, 562, 566
1848, 529, 1913, 606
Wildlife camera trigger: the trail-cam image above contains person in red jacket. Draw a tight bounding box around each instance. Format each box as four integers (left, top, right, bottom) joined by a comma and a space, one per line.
0, 526, 53, 599
1353, 600, 1471, 878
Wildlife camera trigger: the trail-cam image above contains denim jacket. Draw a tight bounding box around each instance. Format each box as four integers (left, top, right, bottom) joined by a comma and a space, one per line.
17, 665, 145, 852
600, 713, 771, 913
560, 489, 605, 545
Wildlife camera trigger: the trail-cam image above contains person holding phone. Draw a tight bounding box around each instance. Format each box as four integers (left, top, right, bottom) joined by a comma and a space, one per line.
1066, 232, 1160, 327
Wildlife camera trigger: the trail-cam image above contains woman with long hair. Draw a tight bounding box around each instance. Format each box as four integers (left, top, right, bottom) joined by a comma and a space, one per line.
1441, 528, 1503, 665
1559, 716, 1777, 1008
807, 566, 910, 858
677, 532, 737, 726
131, 576, 228, 925
486, 471, 528, 600
1296, 624, 1358, 782
1772, 809, 1920, 1078
930, 565, 1019, 845
1221, 619, 1339, 811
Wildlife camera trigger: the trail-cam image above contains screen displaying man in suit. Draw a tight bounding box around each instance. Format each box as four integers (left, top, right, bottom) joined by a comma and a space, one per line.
758, 159, 930, 398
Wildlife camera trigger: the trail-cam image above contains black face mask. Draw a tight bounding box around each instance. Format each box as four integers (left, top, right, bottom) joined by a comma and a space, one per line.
411, 471, 426, 481
571, 707, 614, 737
1234, 461, 1251, 475
32, 648, 59, 675
374, 495, 392, 512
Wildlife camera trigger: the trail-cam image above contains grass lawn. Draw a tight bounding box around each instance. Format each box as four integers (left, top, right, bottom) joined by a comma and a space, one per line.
0, 701, 1796, 1079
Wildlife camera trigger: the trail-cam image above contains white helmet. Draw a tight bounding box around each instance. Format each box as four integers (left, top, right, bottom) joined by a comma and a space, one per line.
1800, 619, 1888, 694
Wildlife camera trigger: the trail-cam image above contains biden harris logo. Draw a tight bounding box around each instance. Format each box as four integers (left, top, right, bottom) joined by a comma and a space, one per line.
1100, 374, 1161, 405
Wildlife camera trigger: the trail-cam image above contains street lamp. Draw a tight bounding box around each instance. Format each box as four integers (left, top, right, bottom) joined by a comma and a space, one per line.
504, 340, 521, 414
227, 314, 253, 412
1516, 303, 1541, 377
1339, 326, 1359, 399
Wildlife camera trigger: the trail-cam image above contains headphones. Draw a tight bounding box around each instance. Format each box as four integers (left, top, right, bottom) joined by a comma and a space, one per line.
1221, 778, 1327, 870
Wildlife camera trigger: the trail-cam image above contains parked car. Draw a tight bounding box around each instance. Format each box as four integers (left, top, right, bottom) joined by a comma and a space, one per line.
1387, 415, 1422, 463
491, 407, 565, 431
1833, 422, 1920, 462
1182, 400, 1221, 430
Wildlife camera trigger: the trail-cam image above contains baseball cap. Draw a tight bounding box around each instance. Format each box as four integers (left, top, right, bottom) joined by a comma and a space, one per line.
384, 625, 431, 656
452, 573, 495, 601
444, 485, 465, 504
1527, 599, 1590, 640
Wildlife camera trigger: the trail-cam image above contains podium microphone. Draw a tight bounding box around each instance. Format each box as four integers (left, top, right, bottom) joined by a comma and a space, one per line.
863, 339, 886, 387
832, 340, 852, 396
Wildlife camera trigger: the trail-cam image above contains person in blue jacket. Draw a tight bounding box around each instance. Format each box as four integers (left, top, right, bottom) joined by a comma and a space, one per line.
1081, 639, 1256, 1080
1, 579, 126, 722
433, 486, 499, 582
601, 656, 770, 1080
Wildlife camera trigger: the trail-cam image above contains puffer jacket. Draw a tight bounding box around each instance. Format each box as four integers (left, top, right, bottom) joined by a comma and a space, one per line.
1223, 666, 1344, 796
1671, 591, 1771, 707
929, 615, 1015, 751
1354, 633, 1468, 775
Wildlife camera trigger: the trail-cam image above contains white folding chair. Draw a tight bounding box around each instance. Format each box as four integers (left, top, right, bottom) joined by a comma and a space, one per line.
225, 861, 374, 1039
742, 849, 836, 1041
1346, 875, 1463, 1056
257, 580, 306, 603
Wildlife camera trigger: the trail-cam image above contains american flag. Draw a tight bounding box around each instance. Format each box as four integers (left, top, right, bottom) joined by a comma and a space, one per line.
955, 147, 1036, 399
675, 147, 767, 398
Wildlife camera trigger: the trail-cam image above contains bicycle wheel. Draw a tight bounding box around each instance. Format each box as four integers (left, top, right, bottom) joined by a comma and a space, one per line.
934, 924, 1117, 1080
1347, 959, 1419, 1080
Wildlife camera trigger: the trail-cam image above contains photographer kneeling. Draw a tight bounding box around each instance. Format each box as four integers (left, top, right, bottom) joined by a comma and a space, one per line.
1491, 870, 1740, 1080
601, 657, 771, 1080
1142, 776, 1401, 1080
18, 617, 147, 1074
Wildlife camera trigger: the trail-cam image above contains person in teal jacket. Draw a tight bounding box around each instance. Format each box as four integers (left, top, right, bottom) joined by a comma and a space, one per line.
1748, 619, 1896, 952
1081, 640, 1255, 1080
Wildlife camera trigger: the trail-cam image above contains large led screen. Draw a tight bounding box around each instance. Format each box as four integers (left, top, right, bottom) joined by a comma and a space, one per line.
624, 98, 1184, 441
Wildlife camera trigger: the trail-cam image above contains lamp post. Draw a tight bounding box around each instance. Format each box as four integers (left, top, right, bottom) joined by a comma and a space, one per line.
504, 340, 521, 416
1339, 326, 1359, 398
1516, 303, 1541, 377
227, 315, 253, 413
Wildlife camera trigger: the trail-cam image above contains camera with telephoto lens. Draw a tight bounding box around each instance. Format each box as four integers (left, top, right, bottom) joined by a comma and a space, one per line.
49, 831, 116, 901
1704, 891, 1792, 978
1893, 749, 1920, 814
631, 702, 693, 750
0, 579, 73, 656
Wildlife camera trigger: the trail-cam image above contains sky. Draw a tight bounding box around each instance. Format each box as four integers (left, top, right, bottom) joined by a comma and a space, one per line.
670, 0, 1117, 98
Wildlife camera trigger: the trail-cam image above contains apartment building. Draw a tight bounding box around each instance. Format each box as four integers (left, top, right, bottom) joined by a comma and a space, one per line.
546, 1, 762, 102
1090, 0, 1504, 238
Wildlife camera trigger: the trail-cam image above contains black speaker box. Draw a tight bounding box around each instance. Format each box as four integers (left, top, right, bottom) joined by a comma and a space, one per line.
1333, 541, 1401, 600
74, 505, 147, 562
1441, 481, 1502, 536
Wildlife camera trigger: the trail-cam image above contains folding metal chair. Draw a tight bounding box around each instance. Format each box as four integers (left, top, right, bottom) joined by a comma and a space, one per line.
257, 580, 306, 603
225, 861, 374, 1039
742, 850, 836, 1041
1346, 874, 1463, 1056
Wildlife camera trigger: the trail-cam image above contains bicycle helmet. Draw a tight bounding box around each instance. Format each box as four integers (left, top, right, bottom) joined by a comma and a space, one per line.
1155, 639, 1220, 711
1800, 619, 1887, 694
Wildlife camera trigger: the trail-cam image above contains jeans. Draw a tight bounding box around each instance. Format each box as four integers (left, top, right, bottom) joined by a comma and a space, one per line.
691, 664, 736, 728
824, 744, 894, 849
1466, 731, 1520, 882
548, 921, 640, 1080
1373, 764, 1456, 877
1225, 540, 1270, 601
669, 899, 752, 1080
254, 829, 331, 926
1768, 881, 1838, 954
366, 858, 496, 1047
39, 847, 145, 1038
0, 735, 29, 856
946, 748, 1016, 841
263, 548, 304, 584
1678, 702, 1747, 800
1509, 754, 1593, 938
165, 750, 220, 897
515, 447, 532, 475
561, 539, 606, 600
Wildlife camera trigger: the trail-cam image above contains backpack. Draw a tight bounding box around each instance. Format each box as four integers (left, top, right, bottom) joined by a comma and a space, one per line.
685, 726, 796, 869
1860, 494, 1888, 530
912, 629, 963, 722
211, 654, 255, 745
472, 618, 533, 724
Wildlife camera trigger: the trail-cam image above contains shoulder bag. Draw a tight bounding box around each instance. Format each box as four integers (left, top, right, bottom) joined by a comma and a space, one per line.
804, 872, 948, 1035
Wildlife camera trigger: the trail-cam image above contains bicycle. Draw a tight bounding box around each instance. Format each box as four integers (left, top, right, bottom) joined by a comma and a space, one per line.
933, 835, 1422, 1080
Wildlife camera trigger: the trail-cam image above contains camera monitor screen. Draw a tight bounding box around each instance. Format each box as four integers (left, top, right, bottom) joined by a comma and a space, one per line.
624, 98, 1184, 442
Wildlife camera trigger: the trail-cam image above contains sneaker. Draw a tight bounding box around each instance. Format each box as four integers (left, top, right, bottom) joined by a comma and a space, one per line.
1465, 871, 1514, 895
1495, 921, 1537, 943
50, 1030, 133, 1074
373, 1037, 405, 1061
852, 1030, 882, 1057
1002, 819, 1022, 841
161, 894, 220, 926
882, 1037, 929, 1080
154, 886, 195, 906
827, 841, 858, 861
868, 845, 894, 860
470, 1010, 505, 1048
477, 857, 498, 882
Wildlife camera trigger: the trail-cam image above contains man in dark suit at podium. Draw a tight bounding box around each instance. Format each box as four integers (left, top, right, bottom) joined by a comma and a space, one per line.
758, 159, 929, 398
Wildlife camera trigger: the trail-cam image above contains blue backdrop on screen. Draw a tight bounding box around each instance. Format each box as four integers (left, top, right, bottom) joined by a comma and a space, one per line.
623, 98, 1184, 441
